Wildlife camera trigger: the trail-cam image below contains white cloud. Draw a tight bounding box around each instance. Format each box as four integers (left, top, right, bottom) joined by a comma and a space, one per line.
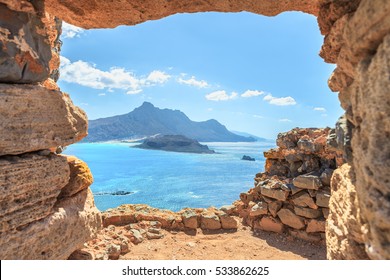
145, 70, 171, 84
178, 76, 209, 88
205, 90, 238, 101
241, 90, 265, 98
253, 114, 264, 119
98, 93, 106, 96
279, 118, 292, 122
62, 22, 84, 39
321, 114, 328, 117
59, 56, 171, 94
207, 108, 213, 112
263, 94, 297, 106
314, 107, 326, 112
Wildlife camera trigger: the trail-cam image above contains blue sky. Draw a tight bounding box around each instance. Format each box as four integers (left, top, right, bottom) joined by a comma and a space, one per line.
58, 11, 342, 139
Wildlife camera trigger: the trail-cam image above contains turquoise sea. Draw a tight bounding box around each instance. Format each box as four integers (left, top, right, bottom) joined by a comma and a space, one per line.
64, 142, 274, 212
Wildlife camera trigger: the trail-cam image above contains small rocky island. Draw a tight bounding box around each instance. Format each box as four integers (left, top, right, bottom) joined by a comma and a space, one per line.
242, 155, 256, 161
134, 135, 215, 154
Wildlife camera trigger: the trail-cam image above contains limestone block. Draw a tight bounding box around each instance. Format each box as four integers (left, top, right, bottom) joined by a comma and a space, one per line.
0, 189, 102, 259
260, 181, 290, 201
0, 84, 88, 156
294, 206, 323, 219
291, 192, 318, 209
316, 189, 331, 208
293, 174, 322, 190
326, 164, 368, 259
200, 212, 221, 230
218, 213, 238, 229
0, 4, 51, 83
181, 210, 198, 229
249, 201, 268, 217
0, 153, 69, 232
59, 156, 93, 198
277, 208, 305, 230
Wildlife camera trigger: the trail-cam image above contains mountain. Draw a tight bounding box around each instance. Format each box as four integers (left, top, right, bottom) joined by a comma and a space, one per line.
85, 102, 256, 142
231, 131, 274, 142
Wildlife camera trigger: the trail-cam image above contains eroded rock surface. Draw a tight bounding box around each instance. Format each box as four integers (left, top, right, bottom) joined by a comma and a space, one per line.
0, 84, 87, 156
0, 189, 102, 259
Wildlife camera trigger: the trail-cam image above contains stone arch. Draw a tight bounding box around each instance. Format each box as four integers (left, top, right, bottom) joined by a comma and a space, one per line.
0, 0, 389, 259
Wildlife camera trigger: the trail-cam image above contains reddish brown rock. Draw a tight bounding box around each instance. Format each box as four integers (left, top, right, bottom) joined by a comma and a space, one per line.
293, 174, 322, 190
258, 216, 284, 233
200, 212, 221, 230
307, 219, 326, 233
218, 213, 238, 230
291, 192, 318, 209
277, 208, 305, 230
260, 180, 290, 201
181, 210, 198, 229
294, 206, 323, 219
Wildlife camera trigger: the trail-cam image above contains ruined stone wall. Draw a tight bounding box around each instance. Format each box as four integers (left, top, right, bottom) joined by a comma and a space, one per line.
235, 128, 340, 242
0, 0, 389, 259
0, 2, 102, 259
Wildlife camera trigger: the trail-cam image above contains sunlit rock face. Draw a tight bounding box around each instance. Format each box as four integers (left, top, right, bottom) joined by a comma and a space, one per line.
0, 0, 389, 259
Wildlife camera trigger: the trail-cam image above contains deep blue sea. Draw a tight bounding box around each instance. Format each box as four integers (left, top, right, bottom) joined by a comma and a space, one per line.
64, 142, 274, 212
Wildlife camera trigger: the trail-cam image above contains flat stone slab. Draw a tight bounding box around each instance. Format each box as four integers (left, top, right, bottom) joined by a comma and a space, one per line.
294, 206, 323, 219
277, 208, 305, 230
292, 192, 318, 209
316, 190, 331, 208
0, 84, 87, 156
0, 153, 69, 232
293, 174, 322, 190
258, 216, 284, 233
260, 181, 290, 201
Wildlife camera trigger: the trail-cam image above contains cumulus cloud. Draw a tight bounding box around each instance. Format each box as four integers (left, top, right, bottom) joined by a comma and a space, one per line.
178, 75, 209, 88
263, 94, 297, 106
205, 90, 238, 101
62, 22, 85, 39
279, 118, 292, 122
241, 90, 265, 98
59, 56, 171, 94
314, 107, 326, 112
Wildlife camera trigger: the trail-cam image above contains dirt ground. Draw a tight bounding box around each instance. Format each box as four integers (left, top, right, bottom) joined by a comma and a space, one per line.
121, 223, 326, 260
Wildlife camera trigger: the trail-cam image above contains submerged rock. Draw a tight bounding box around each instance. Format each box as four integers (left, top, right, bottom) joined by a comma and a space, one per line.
242, 155, 256, 161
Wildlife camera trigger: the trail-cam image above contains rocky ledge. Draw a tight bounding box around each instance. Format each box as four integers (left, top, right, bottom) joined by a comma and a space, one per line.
134, 135, 215, 154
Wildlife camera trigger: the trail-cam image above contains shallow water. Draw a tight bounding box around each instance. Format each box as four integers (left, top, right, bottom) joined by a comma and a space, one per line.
64, 142, 274, 211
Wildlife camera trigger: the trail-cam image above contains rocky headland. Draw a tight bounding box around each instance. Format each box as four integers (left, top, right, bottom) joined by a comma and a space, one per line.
134, 134, 215, 154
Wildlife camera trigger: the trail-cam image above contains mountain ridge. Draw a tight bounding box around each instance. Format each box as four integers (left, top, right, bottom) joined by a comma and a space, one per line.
84, 102, 256, 142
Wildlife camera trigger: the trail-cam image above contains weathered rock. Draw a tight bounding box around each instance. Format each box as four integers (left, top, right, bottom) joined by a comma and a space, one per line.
0, 153, 69, 232
239, 192, 253, 204
219, 205, 236, 215
200, 212, 221, 230
258, 216, 284, 233
350, 32, 390, 260
326, 164, 368, 259
260, 181, 290, 201
316, 189, 331, 208
59, 156, 93, 197
0, 4, 51, 83
249, 201, 268, 217
181, 210, 198, 229
277, 208, 305, 230
291, 192, 318, 209
268, 201, 283, 217
320, 168, 334, 186
106, 243, 121, 260
218, 213, 238, 229
293, 174, 322, 190
294, 206, 323, 219
307, 219, 326, 233
0, 84, 88, 156
68, 249, 94, 260
129, 229, 143, 244
146, 232, 164, 240
0, 189, 102, 259
322, 208, 330, 218
42, 0, 319, 29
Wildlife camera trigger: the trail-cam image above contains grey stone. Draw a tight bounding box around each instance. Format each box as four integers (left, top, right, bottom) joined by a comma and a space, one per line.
293, 174, 322, 190
316, 190, 331, 208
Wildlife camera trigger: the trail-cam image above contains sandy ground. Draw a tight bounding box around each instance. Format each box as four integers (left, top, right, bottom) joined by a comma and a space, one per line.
121, 224, 326, 260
